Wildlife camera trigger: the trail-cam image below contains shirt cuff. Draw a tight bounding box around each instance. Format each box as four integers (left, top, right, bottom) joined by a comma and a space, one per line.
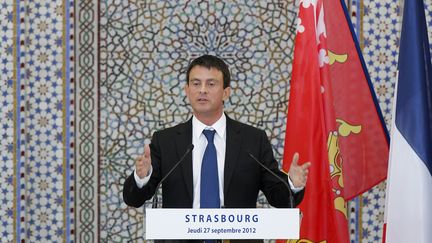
134, 166, 153, 188
288, 174, 304, 193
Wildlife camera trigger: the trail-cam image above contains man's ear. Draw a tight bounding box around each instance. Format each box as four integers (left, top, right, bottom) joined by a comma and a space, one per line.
223, 87, 231, 101
184, 83, 189, 97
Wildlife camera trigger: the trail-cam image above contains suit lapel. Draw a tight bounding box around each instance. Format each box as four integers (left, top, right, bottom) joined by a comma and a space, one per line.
224, 116, 242, 197
175, 118, 194, 201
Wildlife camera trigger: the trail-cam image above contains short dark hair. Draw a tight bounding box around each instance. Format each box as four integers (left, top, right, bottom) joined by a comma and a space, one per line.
186, 55, 231, 88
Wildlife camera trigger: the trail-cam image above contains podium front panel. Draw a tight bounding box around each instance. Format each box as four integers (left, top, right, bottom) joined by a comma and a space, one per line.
145, 208, 299, 239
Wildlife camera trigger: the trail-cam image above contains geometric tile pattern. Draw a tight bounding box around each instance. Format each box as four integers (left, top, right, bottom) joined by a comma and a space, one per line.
2, 0, 432, 242
74, 0, 99, 242
0, 1, 17, 242
354, 0, 432, 242
427, 0, 432, 53
356, 0, 401, 242
21, 0, 74, 241
362, 0, 400, 128
29, 0, 74, 241
0, 0, 74, 242
98, 1, 298, 241
360, 0, 399, 242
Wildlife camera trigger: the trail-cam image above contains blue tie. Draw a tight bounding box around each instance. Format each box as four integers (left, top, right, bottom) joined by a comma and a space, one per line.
200, 129, 220, 209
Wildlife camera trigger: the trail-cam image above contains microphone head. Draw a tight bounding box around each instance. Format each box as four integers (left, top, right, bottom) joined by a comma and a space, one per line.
242, 148, 252, 156
245, 149, 258, 161
187, 144, 194, 151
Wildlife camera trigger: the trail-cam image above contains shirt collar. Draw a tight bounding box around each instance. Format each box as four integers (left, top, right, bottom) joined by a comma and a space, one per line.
192, 113, 227, 139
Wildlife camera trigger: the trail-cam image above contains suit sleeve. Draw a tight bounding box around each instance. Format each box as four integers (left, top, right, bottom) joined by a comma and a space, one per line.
123, 132, 163, 208
258, 130, 305, 208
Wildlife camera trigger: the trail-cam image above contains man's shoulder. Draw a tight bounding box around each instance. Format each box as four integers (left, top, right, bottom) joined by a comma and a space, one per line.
153, 119, 191, 136
227, 117, 266, 135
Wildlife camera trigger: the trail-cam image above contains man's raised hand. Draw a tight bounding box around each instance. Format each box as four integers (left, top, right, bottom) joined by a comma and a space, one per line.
288, 152, 311, 188
136, 144, 152, 179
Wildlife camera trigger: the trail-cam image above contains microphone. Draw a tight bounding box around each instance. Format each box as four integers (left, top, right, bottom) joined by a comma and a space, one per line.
152, 144, 194, 208
246, 151, 295, 208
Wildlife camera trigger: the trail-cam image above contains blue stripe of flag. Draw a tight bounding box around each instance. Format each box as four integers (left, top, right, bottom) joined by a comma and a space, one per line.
396, 0, 432, 175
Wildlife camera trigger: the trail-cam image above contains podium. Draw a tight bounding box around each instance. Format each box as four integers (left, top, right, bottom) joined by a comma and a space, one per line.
145, 208, 300, 240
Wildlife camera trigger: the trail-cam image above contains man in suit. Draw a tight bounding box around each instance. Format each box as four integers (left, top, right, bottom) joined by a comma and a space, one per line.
123, 54, 310, 209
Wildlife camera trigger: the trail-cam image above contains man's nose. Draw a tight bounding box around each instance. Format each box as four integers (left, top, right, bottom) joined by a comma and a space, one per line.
199, 83, 208, 93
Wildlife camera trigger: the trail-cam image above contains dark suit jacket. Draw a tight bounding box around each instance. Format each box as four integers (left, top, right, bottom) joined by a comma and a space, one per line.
123, 116, 304, 208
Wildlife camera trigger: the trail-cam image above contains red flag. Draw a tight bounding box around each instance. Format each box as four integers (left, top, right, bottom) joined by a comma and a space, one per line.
281, 0, 350, 242
323, 0, 389, 200
279, 0, 389, 242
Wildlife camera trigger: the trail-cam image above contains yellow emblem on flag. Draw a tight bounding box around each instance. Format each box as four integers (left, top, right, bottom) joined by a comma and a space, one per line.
328, 50, 348, 65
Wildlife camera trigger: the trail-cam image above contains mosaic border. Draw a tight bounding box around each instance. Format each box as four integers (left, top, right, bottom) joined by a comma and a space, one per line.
74, 0, 100, 242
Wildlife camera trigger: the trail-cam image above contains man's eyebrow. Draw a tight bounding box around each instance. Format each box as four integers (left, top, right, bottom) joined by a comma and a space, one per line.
189, 78, 219, 82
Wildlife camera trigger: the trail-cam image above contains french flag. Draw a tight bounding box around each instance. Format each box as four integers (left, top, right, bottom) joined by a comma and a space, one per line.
383, 0, 432, 242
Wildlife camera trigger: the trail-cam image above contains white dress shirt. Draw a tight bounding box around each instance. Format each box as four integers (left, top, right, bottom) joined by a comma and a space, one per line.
190, 114, 226, 208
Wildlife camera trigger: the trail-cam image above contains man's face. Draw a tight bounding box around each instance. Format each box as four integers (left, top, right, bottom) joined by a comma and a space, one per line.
185, 65, 231, 121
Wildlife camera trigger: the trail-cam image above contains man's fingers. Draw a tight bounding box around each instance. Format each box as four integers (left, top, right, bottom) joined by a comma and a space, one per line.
136, 155, 144, 167
136, 145, 152, 178
144, 144, 151, 158
288, 153, 312, 187
291, 152, 299, 166
302, 161, 312, 169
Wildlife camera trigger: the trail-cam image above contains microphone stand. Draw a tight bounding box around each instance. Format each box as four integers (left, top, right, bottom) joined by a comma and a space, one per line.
152, 144, 194, 208
247, 151, 295, 208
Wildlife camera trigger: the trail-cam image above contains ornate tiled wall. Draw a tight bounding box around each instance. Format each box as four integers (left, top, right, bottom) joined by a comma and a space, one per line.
1, 0, 431, 242
0, 1, 17, 241
98, 1, 298, 241
0, 0, 75, 242
350, 1, 432, 242
355, 1, 399, 242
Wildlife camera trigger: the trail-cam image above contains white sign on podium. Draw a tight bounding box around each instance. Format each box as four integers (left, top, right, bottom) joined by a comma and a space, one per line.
145, 208, 299, 240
